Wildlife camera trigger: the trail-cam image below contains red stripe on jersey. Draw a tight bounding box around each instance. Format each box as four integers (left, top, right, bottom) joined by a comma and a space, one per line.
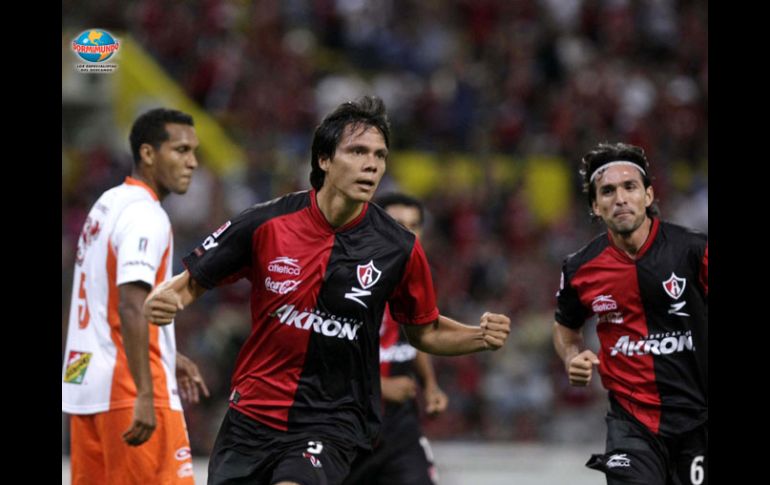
379, 305, 401, 377
571, 246, 662, 433
389, 239, 439, 325
228, 207, 336, 430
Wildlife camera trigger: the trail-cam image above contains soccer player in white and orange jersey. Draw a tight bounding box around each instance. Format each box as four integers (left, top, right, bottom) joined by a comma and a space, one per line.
62, 108, 210, 485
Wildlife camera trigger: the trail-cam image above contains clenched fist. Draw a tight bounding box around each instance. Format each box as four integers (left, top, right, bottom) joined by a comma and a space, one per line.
480, 312, 511, 350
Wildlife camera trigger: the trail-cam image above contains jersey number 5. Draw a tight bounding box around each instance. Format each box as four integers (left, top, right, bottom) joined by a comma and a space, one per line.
78, 272, 90, 329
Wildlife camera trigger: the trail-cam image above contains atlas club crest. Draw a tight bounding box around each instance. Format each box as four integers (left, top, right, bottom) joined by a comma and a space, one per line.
662, 273, 686, 300
346, 260, 382, 308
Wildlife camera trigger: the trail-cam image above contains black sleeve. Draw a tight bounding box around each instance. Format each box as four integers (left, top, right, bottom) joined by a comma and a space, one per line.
183, 192, 310, 289
182, 208, 259, 289
554, 259, 589, 329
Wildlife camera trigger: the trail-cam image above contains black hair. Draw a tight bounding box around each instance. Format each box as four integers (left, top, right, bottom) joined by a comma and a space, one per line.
310, 96, 391, 190
129, 108, 194, 165
375, 192, 424, 226
579, 142, 658, 218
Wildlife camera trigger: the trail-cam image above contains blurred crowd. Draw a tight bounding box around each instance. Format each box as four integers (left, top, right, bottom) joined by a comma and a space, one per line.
62, 0, 707, 454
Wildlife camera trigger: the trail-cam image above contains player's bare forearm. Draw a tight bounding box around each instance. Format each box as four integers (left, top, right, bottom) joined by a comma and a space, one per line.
381, 375, 417, 403
414, 350, 438, 388
176, 351, 210, 403
552, 321, 584, 366
144, 270, 207, 324
119, 282, 154, 398
405, 313, 510, 355
414, 350, 449, 414
553, 321, 599, 386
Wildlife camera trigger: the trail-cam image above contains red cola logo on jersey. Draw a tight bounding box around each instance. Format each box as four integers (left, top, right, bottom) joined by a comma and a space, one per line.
264, 277, 303, 295
345, 260, 382, 308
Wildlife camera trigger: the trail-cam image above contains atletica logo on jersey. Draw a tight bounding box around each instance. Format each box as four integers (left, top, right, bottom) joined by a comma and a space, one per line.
268, 256, 301, 275
272, 304, 363, 340
345, 260, 382, 308
592, 295, 624, 324
662, 272, 690, 316
592, 295, 618, 312
606, 453, 631, 468
610, 330, 694, 357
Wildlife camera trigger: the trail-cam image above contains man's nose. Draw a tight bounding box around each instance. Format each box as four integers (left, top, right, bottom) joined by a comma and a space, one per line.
362, 154, 379, 172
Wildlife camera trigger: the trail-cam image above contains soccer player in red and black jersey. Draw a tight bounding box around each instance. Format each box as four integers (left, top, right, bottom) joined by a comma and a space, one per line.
343, 193, 448, 485
553, 142, 707, 485
144, 97, 511, 485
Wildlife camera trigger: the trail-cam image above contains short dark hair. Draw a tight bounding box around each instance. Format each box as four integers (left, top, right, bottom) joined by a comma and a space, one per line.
375, 192, 424, 226
129, 108, 194, 165
310, 96, 391, 191
579, 142, 659, 218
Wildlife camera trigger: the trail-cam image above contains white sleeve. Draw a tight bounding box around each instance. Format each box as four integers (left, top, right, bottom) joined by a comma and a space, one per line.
112, 201, 170, 287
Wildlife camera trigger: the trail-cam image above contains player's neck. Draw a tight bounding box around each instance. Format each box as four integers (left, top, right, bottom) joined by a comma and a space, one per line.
131, 170, 167, 201
315, 187, 364, 228
610, 216, 652, 259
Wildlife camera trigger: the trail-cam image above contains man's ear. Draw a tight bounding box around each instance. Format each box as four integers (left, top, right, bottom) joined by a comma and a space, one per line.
319, 155, 331, 172
139, 143, 155, 167
645, 185, 654, 208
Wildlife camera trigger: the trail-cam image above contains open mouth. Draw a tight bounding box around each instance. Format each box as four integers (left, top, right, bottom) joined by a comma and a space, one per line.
356, 180, 375, 189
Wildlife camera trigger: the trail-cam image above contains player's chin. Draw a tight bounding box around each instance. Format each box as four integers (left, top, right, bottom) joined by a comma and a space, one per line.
349, 190, 375, 203
172, 177, 193, 194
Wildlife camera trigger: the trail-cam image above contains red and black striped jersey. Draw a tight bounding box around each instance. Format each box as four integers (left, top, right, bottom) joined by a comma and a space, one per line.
183, 190, 438, 449
556, 218, 707, 437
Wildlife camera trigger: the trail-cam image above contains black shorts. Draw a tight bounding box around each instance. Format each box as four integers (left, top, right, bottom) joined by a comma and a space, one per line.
342, 434, 437, 485
208, 407, 359, 485
586, 401, 708, 485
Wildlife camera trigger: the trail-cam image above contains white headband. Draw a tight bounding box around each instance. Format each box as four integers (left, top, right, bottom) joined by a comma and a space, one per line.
589, 160, 646, 183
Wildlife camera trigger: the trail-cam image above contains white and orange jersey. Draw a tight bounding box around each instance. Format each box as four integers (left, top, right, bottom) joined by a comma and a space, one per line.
62, 176, 182, 414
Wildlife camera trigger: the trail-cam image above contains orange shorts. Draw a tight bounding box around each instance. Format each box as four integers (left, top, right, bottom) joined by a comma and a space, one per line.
70, 407, 194, 485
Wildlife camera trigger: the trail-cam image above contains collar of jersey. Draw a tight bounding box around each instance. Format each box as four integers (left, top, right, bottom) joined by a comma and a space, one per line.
309, 189, 369, 234
124, 176, 159, 201
606, 216, 660, 263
